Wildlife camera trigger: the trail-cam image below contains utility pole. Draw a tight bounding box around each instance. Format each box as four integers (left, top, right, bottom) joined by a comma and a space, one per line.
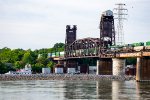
114, 3, 128, 45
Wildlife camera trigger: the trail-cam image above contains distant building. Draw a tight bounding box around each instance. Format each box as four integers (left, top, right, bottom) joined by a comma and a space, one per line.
5, 63, 32, 75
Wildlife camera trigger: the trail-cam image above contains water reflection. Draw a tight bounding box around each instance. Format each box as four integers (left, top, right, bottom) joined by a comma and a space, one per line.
64, 80, 141, 99
64, 80, 97, 99
96, 80, 112, 99
112, 81, 143, 100
0, 80, 66, 100
0, 80, 150, 100
136, 82, 150, 100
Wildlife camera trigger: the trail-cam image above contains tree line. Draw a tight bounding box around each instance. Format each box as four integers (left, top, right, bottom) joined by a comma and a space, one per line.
0, 42, 137, 74
0, 43, 64, 74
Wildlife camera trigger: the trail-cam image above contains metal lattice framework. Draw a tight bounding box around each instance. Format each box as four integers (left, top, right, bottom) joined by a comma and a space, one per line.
65, 37, 100, 58
65, 25, 77, 45
100, 10, 115, 53
64, 10, 116, 58
114, 3, 128, 45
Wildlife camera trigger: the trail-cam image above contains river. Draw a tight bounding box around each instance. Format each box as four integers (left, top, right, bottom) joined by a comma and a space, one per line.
0, 80, 150, 100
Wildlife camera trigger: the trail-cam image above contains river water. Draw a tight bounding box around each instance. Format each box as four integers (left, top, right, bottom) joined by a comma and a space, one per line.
0, 80, 150, 100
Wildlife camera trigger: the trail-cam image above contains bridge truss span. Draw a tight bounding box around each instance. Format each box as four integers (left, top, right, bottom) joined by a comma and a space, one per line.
65, 37, 100, 58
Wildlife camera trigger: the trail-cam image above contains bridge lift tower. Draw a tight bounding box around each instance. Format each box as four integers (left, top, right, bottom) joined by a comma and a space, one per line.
99, 10, 115, 53
65, 25, 77, 57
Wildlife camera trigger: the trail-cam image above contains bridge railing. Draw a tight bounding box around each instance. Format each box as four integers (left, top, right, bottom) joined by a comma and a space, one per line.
65, 47, 99, 58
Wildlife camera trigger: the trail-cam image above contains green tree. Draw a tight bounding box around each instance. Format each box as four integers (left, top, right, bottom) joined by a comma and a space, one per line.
32, 63, 44, 73
14, 61, 24, 70
29, 50, 38, 64
36, 56, 48, 66
8, 49, 24, 63
126, 58, 136, 65
12, 49, 25, 61
0, 47, 11, 63
47, 61, 55, 68
0, 42, 65, 73
53, 43, 65, 52
0, 61, 8, 74
53, 43, 65, 48
22, 51, 33, 64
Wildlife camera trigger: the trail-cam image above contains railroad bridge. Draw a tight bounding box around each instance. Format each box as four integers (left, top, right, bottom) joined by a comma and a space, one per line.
62, 10, 150, 81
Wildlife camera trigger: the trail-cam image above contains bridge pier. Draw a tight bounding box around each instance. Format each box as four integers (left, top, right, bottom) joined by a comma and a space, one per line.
97, 58, 112, 75
136, 57, 150, 81
112, 58, 125, 76
80, 64, 89, 74
64, 60, 78, 73
96, 60, 100, 75
136, 57, 141, 81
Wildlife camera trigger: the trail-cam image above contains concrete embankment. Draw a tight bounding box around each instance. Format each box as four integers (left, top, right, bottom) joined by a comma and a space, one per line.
0, 74, 135, 81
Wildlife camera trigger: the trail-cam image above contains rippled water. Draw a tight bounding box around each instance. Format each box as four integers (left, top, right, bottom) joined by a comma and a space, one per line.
0, 80, 150, 100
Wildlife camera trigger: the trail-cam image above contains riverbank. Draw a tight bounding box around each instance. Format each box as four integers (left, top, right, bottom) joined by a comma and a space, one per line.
0, 74, 135, 81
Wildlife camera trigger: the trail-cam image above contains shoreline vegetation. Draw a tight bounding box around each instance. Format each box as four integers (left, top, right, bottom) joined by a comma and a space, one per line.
0, 43, 65, 74
0, 74, 135, 81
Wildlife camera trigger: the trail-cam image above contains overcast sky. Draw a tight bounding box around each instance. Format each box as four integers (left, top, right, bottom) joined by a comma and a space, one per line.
0, 0, 150, 50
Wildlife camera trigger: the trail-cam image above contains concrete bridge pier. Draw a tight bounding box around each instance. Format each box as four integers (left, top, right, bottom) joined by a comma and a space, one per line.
136, 57, 150, 81
64, 61, 67, 68
96, 60, 100, 75
97, 58, 112, 75
112, 58, 126, 76
136, 57, 141, 81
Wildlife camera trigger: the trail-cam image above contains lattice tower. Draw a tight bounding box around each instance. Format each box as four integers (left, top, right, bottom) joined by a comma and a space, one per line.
114, 3, 128, 45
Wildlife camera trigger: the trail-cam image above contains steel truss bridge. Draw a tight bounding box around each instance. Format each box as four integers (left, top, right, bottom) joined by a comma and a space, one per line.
61, 10, 150, 81
64, 37, 150, 59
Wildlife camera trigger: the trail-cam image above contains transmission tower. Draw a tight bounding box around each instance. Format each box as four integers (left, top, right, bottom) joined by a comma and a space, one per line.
114, 3, 128, 45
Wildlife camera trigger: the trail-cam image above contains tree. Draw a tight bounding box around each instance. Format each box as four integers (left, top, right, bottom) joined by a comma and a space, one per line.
0, 47, 11, 63
53, 43, 65, 52
22, 51, 33, 64
8, 49, 24, 63
0, 61, 8, 74
36, 56, 48, 66
53, 43, 65, 48
32, 63, 44, 73
29, 50, 38, 64
47, 61, 55, 68
0, 42, 65, 73
13, 49, 25, 61
126, 58, 136, 65
14, 61, 24, 70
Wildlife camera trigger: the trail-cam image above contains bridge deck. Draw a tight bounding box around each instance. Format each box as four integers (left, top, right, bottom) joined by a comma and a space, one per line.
58, 51, 150, 60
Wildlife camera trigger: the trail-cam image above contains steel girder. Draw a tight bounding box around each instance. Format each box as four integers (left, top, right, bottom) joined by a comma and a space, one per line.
65, 37, 100, 58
